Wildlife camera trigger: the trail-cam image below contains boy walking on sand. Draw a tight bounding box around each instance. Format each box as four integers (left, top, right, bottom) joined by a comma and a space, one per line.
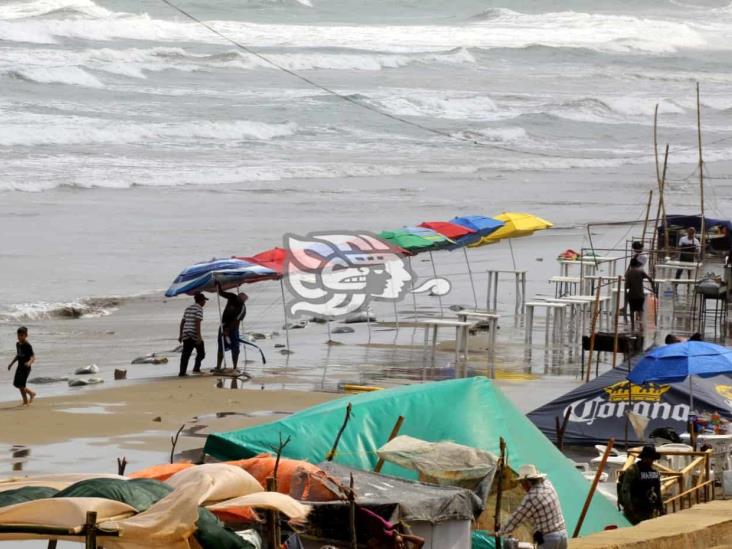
7, 326, 37, 406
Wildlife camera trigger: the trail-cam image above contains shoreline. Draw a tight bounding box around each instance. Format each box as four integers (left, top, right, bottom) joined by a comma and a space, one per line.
0, 375, 337, 474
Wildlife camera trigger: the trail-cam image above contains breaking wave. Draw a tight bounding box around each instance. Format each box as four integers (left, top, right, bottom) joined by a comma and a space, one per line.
0, 297, 123, 321
0, 116, 298, 146
4, 66, 104, 88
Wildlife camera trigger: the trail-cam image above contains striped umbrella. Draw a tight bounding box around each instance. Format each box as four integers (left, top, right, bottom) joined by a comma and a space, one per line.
164, 258, 277, 297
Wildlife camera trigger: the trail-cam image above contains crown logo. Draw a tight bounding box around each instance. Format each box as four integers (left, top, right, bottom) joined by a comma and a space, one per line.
603, 381, 670, 403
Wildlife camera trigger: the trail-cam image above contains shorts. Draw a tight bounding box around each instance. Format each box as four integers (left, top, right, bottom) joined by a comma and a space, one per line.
13, 365, 31, 389
218, 325, 240, 353
628, 297, 645, 313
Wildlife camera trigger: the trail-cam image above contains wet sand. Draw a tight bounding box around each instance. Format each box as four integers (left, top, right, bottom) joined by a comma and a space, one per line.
0, 376, 336, 475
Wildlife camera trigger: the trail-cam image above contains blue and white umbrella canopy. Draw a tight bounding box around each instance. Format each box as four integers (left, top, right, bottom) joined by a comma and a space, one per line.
165, 258, 278, 297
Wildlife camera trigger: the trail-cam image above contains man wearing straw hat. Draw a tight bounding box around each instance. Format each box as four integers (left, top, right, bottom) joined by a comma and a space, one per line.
497, 464, 567, 548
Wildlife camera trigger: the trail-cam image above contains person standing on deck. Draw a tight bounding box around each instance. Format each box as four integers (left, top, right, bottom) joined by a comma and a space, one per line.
675, 227, 700, 279
625, 258, 654, 333
215, 282, 248, 370
497, 464, 568, 549
618, 445, 664, 524
178, 292, 208, 376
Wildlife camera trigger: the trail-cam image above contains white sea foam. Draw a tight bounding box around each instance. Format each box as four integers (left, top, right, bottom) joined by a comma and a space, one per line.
0, 7, 726, 55
0, 297, 121, 321
0, 114, 297, 146
0, 0, 113, 20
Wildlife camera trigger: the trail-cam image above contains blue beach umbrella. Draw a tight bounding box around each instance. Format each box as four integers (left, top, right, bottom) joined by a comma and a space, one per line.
628, 341, 732, 410
165, 258, 278, 297
450, 215, 504, 249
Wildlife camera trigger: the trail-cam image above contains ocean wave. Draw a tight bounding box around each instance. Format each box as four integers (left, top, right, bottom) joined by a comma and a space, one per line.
0, 297, 122, 321
4, 66, 104, 88
0, 0, 112, 20
0, 46, 475, 84
368, 91, 502, 121
0, 7, 726, 55
0, 116, 298, 146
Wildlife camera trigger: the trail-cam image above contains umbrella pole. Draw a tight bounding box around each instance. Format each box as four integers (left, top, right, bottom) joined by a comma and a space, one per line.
690, 376, 694, 413
216, 291, 228, 370
507, 239, 517, 271
428, 251, 444, 318
463, 247, 478, 309
393, 300, 399, 331
408, 257, 418, 317
238, 285, 247, 367
279, 279, 291, 352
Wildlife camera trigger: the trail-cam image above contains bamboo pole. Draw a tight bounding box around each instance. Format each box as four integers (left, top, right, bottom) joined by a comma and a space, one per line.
349, 474, 358, 549
585, 280, 603, 383
612, 275, 623, 369
374, 415, 405, 473
494, 437, 506, 549
326, 403, 352, 461
660, 145, 671, 260
573, 438, 615, 538
641, 190, 653, 245
697, 82, 705, 262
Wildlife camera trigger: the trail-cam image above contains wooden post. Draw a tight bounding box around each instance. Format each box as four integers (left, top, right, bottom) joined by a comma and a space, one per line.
573, 438, 615, 538
612, 275, 623, 368
47, 541, 58, 549
641, 190, 653, 245
116, 457, 127, 476
556, 407, 571, 451
84, 511, 97, 549
265, 477, 280, 548
660, 145, 671, 260
374, 415, 405, 473
326, 403, 352, 461
697, 82, 705, 262
349, 474, 358, 549
494, 437, 506, 549
585, 281, 603, 383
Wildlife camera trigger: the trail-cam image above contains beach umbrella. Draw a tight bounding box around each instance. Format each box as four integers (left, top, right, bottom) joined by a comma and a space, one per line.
164, 258, 277, 297
479, 212, 553, 244
378, 228, 438, 255
380, 227, 454, 317
450, 216, 505, 248
241, 247, 289, 277
627, 341, 732, 410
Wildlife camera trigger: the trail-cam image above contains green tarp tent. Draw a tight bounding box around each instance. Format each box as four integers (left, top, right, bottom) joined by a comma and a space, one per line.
204, 377, 629, 536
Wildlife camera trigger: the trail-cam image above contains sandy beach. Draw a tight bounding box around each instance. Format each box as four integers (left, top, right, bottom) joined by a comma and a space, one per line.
0, 376, 336, 475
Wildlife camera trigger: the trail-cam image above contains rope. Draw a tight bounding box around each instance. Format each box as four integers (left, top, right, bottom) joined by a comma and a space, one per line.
157, 0, 685, 163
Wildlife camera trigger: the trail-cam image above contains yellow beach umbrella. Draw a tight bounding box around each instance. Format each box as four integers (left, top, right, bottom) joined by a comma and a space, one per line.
479, 212, 553, 244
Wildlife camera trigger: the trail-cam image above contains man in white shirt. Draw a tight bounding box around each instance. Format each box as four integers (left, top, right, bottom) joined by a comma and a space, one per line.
676, 227, 700, 279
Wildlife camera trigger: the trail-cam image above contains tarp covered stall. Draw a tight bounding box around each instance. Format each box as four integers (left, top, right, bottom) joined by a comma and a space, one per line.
528, 366, 732, 446
204, 377, 630, 536
310, 462, 477, 549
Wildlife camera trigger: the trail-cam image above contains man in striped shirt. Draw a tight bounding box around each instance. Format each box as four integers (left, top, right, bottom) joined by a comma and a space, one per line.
178, 292, 208, 376
497, 464, 567, 549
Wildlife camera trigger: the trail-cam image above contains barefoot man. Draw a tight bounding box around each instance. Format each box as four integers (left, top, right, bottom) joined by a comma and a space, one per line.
7, 326, 37, 406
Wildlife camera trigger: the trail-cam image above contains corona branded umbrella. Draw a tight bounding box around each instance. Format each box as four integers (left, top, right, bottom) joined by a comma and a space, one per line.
164, 258, 277, 297
478, 212, 553, 244
628, 341, 732, 410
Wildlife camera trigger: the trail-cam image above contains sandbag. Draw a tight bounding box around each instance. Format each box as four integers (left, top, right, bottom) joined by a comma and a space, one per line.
166, 464, 262, 504
130, 463, 194, 482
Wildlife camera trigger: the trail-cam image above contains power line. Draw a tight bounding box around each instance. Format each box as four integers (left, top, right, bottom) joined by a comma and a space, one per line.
156, 0, 687, 163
